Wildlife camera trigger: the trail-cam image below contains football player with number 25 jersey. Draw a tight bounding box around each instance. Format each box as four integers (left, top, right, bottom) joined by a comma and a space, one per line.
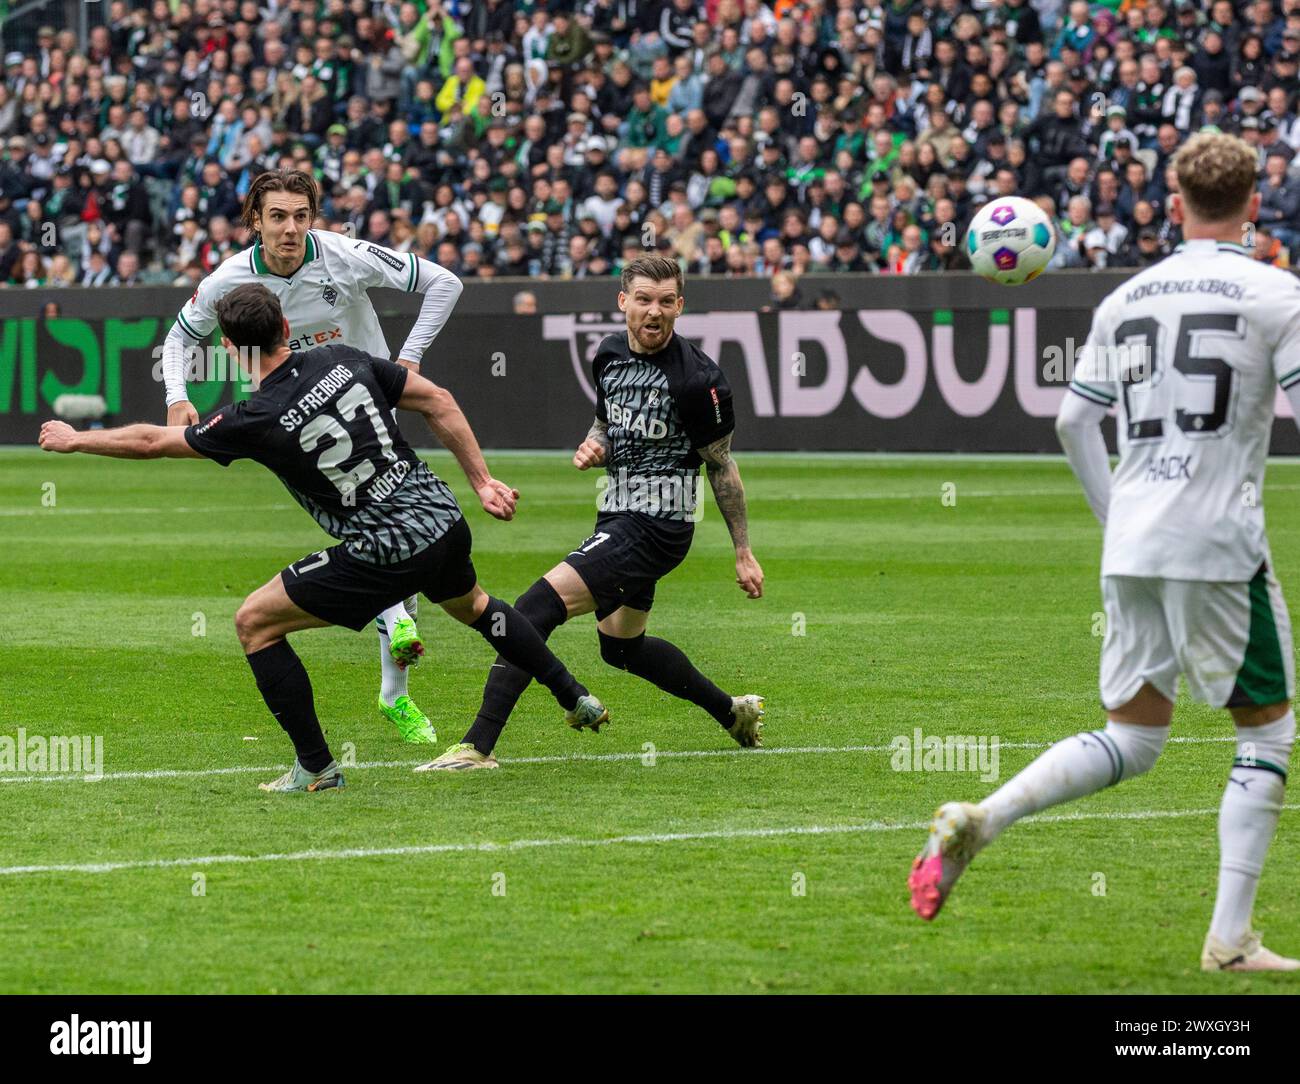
910, 133, 1300, 973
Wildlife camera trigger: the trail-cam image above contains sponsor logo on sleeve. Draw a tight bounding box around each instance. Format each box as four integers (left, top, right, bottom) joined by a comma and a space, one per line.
194, 412, 223, 435
710, 386, 721, 423
367, 245, 405, 273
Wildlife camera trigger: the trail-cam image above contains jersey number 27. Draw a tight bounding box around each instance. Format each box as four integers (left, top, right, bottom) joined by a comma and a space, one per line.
298, 383, 399, 500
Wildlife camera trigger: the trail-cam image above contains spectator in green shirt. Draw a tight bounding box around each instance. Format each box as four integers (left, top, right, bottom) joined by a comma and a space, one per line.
622, 84, 668, 149
546, 10, 592, 67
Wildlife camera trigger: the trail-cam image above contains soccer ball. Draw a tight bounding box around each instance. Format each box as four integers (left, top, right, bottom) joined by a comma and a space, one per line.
965, 196, 1056, 286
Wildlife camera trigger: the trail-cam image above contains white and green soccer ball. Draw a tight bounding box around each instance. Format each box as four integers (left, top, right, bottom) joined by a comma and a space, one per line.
965, 196, 1057, 285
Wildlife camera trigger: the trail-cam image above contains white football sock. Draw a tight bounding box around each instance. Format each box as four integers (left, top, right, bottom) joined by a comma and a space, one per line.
980, 721, 1170, 842
378, 601, 410, 636
1209, 712, 1294, 945
376, 600, 413, 705
378, 628, 408, 704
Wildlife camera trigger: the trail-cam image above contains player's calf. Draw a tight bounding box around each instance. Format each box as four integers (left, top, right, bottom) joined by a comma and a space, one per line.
597, 630, 741, 738
237, 574, 338, 790
1206, 708, 1295, 966
976, 719, 1169, 843
908, 719, 1168, 920
442, 587, 606, 726
459, 579, 573, 757
245, 640, 338, 789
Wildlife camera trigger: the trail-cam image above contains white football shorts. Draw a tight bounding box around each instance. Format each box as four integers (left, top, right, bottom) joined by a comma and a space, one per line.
1100, 565, 1295, 710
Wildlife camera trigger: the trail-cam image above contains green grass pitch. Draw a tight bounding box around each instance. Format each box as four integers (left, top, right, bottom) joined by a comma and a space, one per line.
1, 448, 1298, 993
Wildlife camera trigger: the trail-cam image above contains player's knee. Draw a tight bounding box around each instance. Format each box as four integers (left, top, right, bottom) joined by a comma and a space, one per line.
598, 630, 643, 671
514, 578, 567, 637
1103, 720, 1169, 780
234, 598, 266, 649
1234, 708, 1296, 774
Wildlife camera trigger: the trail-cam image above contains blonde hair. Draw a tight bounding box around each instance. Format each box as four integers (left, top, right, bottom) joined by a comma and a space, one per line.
1173, 131, 1258, 223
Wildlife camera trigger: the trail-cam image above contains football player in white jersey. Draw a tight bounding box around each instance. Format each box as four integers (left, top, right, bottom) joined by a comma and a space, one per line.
160, 169, 463, 746
909, 132, 1299, 972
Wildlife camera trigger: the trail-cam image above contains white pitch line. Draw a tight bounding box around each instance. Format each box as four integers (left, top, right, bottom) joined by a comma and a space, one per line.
1, 803, 1293, 878
0, 504, 297, 517
0, 493, 1064, 515
0, 736, 1235, 786
11, 484, 1300, 517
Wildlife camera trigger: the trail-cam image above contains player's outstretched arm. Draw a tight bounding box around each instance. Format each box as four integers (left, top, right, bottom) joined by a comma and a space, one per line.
39, 421, 202, 460
698, 434, 763, 599
573, 417, 611, 469
397, 371, 520, 520
1055, 390, 1112, 526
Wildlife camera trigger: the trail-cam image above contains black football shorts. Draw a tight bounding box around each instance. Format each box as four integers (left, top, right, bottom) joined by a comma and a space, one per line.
563, 511, 694, 620
281, 515, 477, 630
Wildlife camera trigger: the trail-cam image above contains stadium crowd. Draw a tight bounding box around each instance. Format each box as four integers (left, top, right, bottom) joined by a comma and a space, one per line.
2, 0, 1300, 295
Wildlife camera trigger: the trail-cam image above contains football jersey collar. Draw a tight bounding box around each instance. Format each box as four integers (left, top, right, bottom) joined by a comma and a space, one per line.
258, 355, 297, 390
1174, 238, 1252, 257
626, 330, 677, 363
252, 231, 317, 277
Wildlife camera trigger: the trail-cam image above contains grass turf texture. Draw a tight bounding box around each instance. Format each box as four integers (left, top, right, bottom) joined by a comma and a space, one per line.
1, 448, 1298, 994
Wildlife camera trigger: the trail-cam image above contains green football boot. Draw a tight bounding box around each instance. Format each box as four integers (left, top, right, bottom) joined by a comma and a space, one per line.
379, 694, 437, 744
387, 616, 425, 669
259, 758, 344, 793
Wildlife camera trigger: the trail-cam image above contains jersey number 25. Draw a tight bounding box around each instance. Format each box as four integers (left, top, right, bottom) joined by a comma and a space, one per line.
1114, 312, 1243, 442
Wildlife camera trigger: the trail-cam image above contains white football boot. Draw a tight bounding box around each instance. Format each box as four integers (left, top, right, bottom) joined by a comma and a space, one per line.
1201, 930, 1300, 972
909, 801, 987, 920
415, 743, 500, 772
726, 695, 766, 747
258, 758, 344, 793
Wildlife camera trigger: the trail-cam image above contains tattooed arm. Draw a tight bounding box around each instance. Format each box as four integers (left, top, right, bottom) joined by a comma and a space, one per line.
698, 433, 763, 598
573, 416, 612, 470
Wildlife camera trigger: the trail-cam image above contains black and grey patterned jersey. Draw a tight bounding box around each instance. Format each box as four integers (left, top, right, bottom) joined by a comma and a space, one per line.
592, 331, 735, 522
184, 343, 462, 565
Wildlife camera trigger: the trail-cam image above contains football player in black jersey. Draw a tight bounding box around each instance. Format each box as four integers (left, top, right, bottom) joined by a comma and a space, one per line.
421, 254, 765, 772
39, 283, 608, 792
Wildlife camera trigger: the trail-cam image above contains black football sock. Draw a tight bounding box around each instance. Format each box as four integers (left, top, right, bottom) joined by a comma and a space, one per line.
463, 579, 570, 754
599, 631, 733, 727
245, 640, 333, 773
470, 591, 585, 715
